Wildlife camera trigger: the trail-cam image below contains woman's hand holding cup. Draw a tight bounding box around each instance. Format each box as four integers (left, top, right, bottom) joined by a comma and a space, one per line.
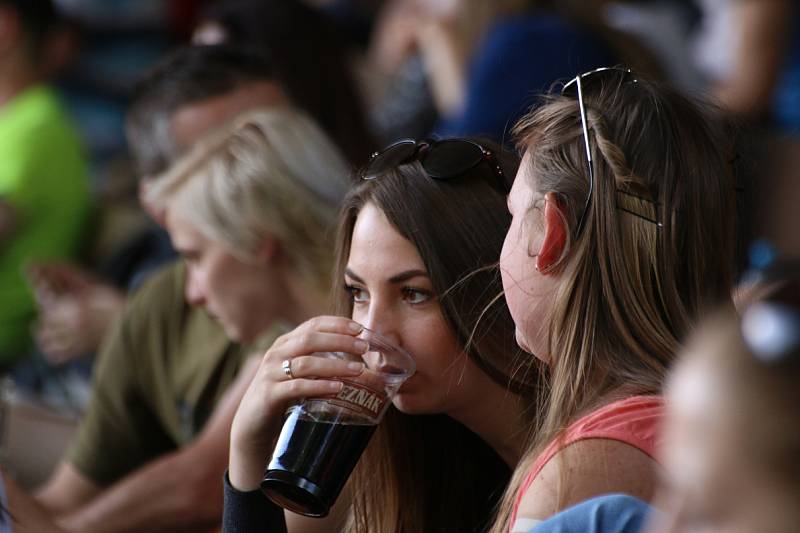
229, 316, 367, 491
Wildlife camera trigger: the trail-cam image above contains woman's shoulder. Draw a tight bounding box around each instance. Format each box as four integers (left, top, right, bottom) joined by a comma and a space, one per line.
535, 395, 665, 475
511, 395, 665, 528
515, 437, 659, 525
565, 395, 664, 451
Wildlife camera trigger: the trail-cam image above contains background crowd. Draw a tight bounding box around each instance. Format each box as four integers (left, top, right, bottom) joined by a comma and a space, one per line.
0, 0, 797, 532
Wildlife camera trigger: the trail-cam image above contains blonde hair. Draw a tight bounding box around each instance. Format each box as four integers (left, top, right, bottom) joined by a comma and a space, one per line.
147, 106, 352, 295
491, 73, 738, 531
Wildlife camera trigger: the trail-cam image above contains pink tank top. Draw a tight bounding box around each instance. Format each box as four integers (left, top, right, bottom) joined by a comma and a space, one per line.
510, 395, 664, 529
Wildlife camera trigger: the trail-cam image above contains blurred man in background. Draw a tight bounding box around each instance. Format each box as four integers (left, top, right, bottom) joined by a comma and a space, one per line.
33, 45, 288, 533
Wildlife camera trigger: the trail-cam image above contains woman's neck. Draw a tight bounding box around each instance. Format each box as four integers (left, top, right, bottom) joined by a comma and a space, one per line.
446, 376, 528, 468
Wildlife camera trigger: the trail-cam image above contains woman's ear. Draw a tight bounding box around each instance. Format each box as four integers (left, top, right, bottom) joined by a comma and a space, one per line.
536, 192, 567, 273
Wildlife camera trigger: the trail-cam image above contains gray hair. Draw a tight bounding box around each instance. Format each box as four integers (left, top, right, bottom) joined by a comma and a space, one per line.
124, 44, 279, 176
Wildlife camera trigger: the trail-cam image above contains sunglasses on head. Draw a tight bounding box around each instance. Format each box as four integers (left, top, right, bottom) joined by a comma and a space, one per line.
560, 67, 662, 236
361, 138, 509, 194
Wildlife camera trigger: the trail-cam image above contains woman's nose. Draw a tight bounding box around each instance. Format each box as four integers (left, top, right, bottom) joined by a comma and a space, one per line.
361, 305, 401, 348
367, 329, 402, 349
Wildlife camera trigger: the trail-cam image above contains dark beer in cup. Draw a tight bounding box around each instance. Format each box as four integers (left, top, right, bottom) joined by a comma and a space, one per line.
261, 329, 415, 517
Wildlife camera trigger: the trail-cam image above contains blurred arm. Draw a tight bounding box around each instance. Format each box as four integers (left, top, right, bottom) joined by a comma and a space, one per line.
714, 0, 794, 120
48, 358, 261, 533
35, 462, 102, 516
5, 470, 70, 533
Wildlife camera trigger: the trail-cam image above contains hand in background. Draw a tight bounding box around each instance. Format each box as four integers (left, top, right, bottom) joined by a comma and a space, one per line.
26, 263, 126, 364
229, 316, 366, 491
369, 0, 423, 74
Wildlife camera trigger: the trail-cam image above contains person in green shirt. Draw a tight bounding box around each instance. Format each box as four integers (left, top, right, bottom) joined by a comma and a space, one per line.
0, 0, 91, 365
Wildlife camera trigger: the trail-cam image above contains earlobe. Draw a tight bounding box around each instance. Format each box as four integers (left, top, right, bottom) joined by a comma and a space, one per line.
535, 192, 567, 273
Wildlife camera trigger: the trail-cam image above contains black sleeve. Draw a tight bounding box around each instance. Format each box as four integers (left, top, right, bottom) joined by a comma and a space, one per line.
223, 471, 287, 533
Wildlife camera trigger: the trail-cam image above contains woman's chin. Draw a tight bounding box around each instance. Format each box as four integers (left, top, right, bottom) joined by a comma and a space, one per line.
224, 326, 245, 344
390, 392, 427, 415
514, 328, 532, 353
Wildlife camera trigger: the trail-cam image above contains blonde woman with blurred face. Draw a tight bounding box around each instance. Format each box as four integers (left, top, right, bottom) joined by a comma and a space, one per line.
147, 107, 351, 347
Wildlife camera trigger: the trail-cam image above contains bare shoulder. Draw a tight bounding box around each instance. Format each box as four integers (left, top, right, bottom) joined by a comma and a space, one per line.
515, 438, 660, 521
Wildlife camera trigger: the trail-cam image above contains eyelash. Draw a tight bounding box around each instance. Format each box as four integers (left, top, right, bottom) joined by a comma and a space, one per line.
401, 286, 432, 304
343, 284, 367, 303
343, 284, 433, 305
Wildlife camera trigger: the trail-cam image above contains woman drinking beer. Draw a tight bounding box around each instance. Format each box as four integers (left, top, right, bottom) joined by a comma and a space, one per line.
226, 137, 540, 532
224, 67, 741, 533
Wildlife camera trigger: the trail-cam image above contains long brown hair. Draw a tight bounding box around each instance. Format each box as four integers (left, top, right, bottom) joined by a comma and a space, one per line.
492, 70, 739, 530
332, 141, 539, 532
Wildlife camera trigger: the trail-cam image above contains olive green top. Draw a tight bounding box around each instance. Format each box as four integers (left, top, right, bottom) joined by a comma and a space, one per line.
67, 260, 284, 485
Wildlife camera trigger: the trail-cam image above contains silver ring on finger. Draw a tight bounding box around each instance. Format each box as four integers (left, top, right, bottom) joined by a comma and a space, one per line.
281, 359, 294, 380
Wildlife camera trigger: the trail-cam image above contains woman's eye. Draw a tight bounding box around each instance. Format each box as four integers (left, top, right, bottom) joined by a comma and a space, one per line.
402, 287, 432, 304
181, 252, 200, 265
345, 284, 369, 303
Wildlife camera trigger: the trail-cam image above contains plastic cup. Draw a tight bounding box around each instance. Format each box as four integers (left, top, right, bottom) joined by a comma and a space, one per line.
261, 328, 415, 517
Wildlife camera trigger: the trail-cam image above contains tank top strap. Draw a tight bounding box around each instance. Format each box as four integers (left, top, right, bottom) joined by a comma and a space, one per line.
510, 395, 664, 531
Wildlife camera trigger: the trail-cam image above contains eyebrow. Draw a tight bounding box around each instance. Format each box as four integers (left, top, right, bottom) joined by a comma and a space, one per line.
345, 267, 429, 284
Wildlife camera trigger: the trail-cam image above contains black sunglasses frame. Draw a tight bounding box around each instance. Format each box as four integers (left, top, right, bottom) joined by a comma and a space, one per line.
362, 138, 509, 194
